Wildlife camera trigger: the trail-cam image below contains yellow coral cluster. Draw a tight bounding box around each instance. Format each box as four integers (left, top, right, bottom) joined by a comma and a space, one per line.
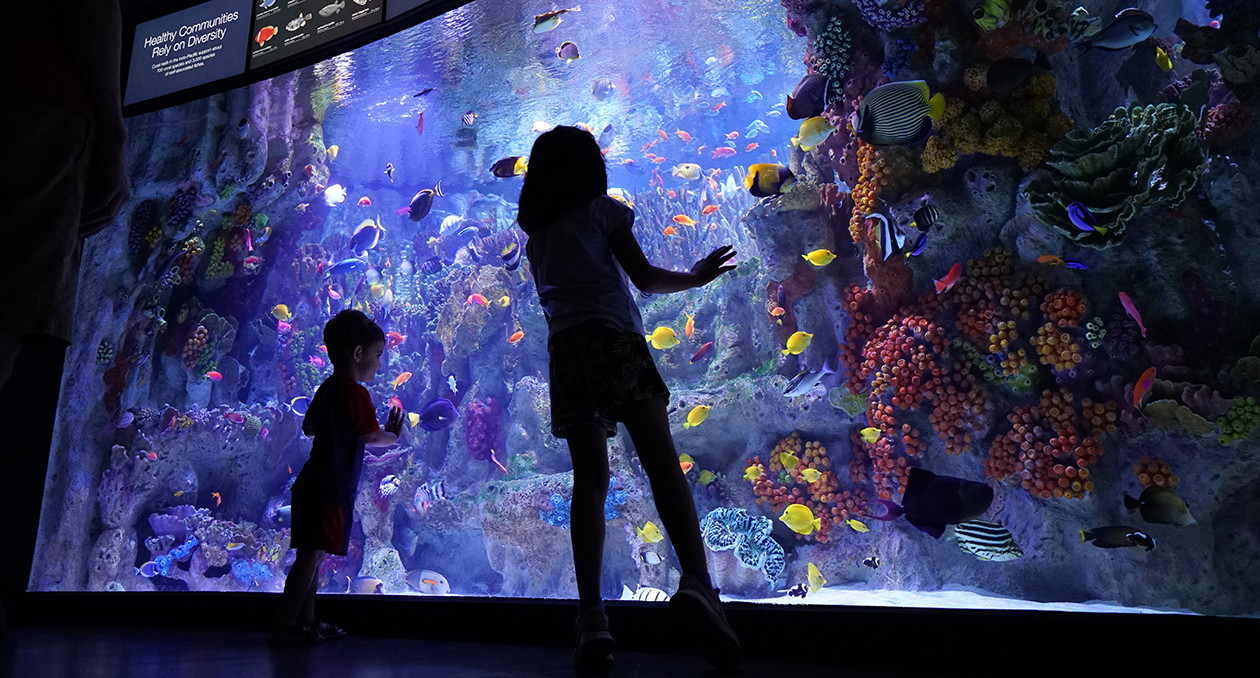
921, 136, 958, 174
848, 140, 883, 243
1031, 322, 1081, 370
925, 73, 1074, 172
182, 325, 209, 369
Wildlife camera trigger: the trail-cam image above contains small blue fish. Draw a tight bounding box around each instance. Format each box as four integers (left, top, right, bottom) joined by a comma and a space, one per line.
326, 257, 368, 276
855, 80, 945, 146
1067, 201, 1108, 235
417, 397, 457, 432
1062, 258, 1089, 270
288, 396, 311, 416
904, 232, 927, 258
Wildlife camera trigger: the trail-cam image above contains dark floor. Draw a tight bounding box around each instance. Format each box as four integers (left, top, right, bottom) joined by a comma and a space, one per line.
2, 627, 902, 678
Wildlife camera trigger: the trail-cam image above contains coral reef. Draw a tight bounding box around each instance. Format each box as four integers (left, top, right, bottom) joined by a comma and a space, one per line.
1028, 104, 1207, 249
1198, 101, 1255, 150
809, 16, 852, 85
856, 0, 924, 31
745, 432, 868, 543
1130, 457, 1180, 489
1218, 397, 1260, 445
931, 73, 1071, 172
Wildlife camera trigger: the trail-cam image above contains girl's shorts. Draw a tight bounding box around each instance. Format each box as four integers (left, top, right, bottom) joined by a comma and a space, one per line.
290, 501, 351, 556
547, 319, 670, 439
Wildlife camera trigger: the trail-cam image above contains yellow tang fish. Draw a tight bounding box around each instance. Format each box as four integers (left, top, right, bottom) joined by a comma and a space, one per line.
801, 468, 822, 483
790, 116, 834, 152
744, 465, 762, 481
683, 405, 710, 430
782, 331, 813, 356
408, 412, 420, 428
327, 144, 339, 161
846, 517, 869, 533
779, 503, 821, 535
779, 452, 800, 470
637, 521, 665, 543
697, 470, 716, 486
496, 295, 510, 307
808, 562, 827, 592
370, 282, 386, 298
860, 427, 881, 443
645, 326, 680, 349
1155, 46, 1172, 72
271, 304, 292, 321
801, 249, 836, 266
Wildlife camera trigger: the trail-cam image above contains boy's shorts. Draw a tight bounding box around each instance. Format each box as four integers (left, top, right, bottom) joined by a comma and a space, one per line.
547, 318, 670, 439
290, 501, 351, 556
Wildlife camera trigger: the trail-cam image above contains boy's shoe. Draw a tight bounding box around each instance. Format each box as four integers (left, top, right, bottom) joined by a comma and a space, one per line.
573, 608, 615, 668
315, 621, 347, 640
268, 622, 325, 646
669, 573, 743, 669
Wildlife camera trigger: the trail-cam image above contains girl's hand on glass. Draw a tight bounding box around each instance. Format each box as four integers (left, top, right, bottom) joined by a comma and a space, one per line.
691, 245, 737, 285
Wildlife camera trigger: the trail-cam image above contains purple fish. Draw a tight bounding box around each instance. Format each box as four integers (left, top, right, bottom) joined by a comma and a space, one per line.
417, 397, 458, 432
863, 467, 993, 539
1067, 202, 1107, 234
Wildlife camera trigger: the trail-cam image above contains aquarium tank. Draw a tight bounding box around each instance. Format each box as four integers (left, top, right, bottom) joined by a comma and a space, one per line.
29, 0, 1260, 617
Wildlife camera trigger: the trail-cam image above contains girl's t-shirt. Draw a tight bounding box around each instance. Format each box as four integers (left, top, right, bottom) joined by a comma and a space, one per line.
525, 195, 645, 343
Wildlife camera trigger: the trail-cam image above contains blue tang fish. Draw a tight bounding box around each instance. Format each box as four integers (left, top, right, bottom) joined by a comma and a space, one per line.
326, 257, 368, 276
417, 397, 458, 431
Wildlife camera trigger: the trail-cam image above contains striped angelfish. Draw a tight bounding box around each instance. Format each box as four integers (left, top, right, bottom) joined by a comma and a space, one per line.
621, 585, 669, 601
854, 80, 946, 147
952, 520, 1023, 562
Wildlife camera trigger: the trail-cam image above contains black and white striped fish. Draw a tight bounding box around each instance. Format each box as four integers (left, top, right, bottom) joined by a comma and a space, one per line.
913, 204, 940, 232
462, 111, 478, 126
853, 80, 945, 147
952, 519, 1023, 561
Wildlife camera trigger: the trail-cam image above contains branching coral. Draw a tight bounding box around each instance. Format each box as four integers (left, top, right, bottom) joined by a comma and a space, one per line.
1028, 104, 1207, 249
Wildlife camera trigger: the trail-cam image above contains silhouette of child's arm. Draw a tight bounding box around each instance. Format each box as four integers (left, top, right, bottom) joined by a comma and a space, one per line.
610, 221, 736, 294
361, 406, 403, 449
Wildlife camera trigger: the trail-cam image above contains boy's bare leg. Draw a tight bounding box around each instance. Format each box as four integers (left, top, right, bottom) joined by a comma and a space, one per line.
276, 548, 324, 628
614, 397, 708, 575
565, 423, 610, 612
298, 552, 327, 626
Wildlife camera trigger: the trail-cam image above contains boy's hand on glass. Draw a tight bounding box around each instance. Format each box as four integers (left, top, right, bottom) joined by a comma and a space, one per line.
691, 245, 738, 286
385, 406, 404, 436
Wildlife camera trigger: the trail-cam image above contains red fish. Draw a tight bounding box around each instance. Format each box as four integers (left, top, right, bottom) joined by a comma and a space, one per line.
309, 355, 325, 368
657, 129, 669, 140
212, 491, 222, 507
1037, 254, 1065, 266
387, 331, 407, 349
676, 129, 692, 142
416, 112, 424, 137
467, 294, 490, 306
224, 412, 245, 424
702, 205, 719, 215
508, 330, 525, 344
358, 197, 371, 206
711, 101, 727, 112
726, 131, 739, 140
690, 341, 714, 364
387, 396, 404, 411
696, 145, 708, 157
395, 206, 411, 215
711, 147, 736, 159
244, 256, 261, 265
254, 26, 277, 46
1134, 367, 1156, 409
204, 371, 223, 382
744, 142, 759, 152
934, 263, 962, 294
1118, 291, 1146, 337
328, 286, 341, 300
667, 190, 677, 199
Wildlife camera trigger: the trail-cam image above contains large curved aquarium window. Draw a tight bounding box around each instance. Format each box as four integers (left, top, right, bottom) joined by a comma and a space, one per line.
31, 0, 1260, 617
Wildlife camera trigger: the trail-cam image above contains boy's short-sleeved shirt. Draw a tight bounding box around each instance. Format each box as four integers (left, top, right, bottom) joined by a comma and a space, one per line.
291, 372, 379, 507
524, 195, 645, 343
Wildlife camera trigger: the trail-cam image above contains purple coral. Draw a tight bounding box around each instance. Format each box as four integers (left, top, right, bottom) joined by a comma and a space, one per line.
465, 397, 504, 464
857, 0, 925, 30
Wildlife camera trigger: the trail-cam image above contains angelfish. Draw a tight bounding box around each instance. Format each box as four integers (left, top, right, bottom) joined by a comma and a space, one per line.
863, 467, 994, 539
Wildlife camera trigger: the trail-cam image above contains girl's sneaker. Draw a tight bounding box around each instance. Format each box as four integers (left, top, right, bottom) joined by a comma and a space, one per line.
268, 622, 325, 646
669, 573, 743, 669
573, 607, 615, 668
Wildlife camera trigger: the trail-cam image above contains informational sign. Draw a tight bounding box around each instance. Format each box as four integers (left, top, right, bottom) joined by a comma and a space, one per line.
124, 0, 253, 106
249, 0, 385, 70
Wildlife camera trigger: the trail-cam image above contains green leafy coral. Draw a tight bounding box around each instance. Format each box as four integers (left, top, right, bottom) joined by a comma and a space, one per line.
1028, 103, 1206, 249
